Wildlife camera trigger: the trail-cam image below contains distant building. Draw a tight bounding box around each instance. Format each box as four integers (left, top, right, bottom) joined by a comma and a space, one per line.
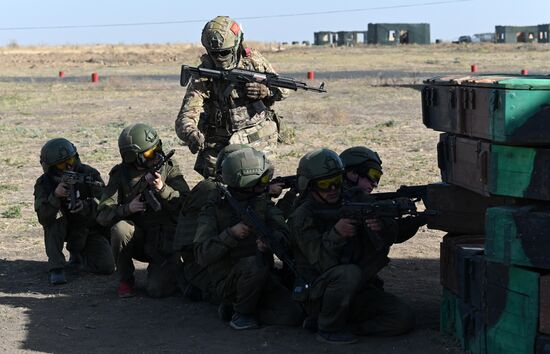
367, 23, 430, 44
473, 33, 495, 43
313, 31, 367, 46
495, 25, 538, 43
539, 24, 550, 43
314, 31, 334, 45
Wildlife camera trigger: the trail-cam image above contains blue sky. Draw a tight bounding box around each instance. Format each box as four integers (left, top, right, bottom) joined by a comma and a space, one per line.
1, 0, 549, 45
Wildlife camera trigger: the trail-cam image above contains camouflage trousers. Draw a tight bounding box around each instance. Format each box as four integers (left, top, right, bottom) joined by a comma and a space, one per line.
110, 220, 178, 298
212, 255, 304, 326
194, 120, 278, 178
42, 216, 114, 274
304, 264, 415, 335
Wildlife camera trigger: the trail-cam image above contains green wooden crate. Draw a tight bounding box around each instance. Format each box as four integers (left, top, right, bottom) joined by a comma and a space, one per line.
439, 134, 550, 201
441, 287, 457, 337
485, 262, 539, 354
423, 74, 550, 145
486, 206, 550, 269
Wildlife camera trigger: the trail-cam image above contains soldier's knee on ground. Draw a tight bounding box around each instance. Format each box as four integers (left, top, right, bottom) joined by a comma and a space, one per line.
110, 220, 134, 247
236, 256, 270, 285
326, 264, 362, 294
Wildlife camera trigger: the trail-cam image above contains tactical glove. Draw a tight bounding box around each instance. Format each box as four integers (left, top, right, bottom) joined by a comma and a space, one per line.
188, 131, 205, 154
245, 82, 270, 100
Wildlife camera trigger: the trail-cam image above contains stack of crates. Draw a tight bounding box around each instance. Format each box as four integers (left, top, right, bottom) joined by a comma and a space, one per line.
421, 74, 550, 354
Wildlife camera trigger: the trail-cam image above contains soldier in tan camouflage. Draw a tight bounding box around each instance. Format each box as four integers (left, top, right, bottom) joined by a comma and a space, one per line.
175, 15, 288, 177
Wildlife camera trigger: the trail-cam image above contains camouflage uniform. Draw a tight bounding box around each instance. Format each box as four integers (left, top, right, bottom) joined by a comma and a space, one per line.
34, 163, 114, 274
194, 188, 303, 326
289, 148, 415, 338
175, 50, 288, 177
173, 177, 218, 299
97, 156, 189, 298
289, 193, 415, 336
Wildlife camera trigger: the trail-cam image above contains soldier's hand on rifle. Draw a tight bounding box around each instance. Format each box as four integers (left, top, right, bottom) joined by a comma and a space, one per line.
245, 82, 269, 100
334, 218, 357, 239
229, 222, 251, 239
128, 194, 147, 214
54, 182, 70, 198
365, 218, 382, 232
268, 183, 283, 198
69, 199, 84, 214
256, 238, 269, 252
145, 171, 164, 192
188, 131, 205, 154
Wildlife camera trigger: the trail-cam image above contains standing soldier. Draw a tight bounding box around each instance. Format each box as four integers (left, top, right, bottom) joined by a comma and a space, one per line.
175, 15, 288, 178
97, 123, 189, 298
288, 148, 415, 344
194, 147, 303, 330
34, 138, 114, 285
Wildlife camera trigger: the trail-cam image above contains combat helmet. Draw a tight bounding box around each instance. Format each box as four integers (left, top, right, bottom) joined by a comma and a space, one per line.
221, 147, 271, 189
201, 16, 244, 70
118, 123, 161, 164
215, 143, 250, 181
40, 138, 78, 173
339, 146, 383, 184
296, 148, 344, 192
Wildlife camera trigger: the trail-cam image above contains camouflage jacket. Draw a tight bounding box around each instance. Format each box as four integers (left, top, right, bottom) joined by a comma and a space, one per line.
97, 160, 189, 230
173, 177, 219, 252
288, 194, 401, 285
194, 188, 289, 284
34, 163, 104, 228
175, 49, 289, 145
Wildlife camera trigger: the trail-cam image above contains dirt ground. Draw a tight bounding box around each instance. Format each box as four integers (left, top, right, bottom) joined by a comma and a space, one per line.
1, 43, 546, 353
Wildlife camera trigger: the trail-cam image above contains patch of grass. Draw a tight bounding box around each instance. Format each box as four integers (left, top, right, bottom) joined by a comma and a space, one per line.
0, 184, 19, 192
2, 205, 22, 218
3, 157, 25, 167
376, 120, 396, 128
279, 124, 296, 145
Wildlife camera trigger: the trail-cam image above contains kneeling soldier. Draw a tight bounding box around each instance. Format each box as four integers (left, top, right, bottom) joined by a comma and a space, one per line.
34, 138, 114, 285
194, 147, 304, 330
288, 148, 415, 344
97, 123, 189, 298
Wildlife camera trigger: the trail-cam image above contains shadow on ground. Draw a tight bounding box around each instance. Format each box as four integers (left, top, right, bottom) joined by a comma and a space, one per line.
0, 257, 460, 354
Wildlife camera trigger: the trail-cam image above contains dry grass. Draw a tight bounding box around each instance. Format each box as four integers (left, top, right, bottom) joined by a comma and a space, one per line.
0, 42, 545, 248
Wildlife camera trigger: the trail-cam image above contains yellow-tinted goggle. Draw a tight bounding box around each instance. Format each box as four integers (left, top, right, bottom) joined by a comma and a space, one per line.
314, 174, 343, 191
55, 156, 76, 170
142, 146, 160, 159
364, 168, 383, 185
259, 173, 271, 186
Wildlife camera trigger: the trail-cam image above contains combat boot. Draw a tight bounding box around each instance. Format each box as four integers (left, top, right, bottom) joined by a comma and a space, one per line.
117, 279, 136, 298
229, 313, 259, 330
49, 268, 67, 285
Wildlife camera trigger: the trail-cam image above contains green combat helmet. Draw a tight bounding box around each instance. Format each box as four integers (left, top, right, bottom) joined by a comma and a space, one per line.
40, 138, 78, 173
201, 16, 244, 70
339, 146, 382, 171
118, 123, 161, 164
221, 147, 271, 189
215, 144, 250, 181
296, 148, 344, 192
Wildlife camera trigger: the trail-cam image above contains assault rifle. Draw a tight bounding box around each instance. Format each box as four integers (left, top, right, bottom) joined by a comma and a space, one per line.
219, 185, 305, 285
313, 197, 435, 250
270, 175, 297, 190
131, 149, 175, 212
61, 171, 104, 211
180, 65, 326, 93
370, 185, 427, 203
